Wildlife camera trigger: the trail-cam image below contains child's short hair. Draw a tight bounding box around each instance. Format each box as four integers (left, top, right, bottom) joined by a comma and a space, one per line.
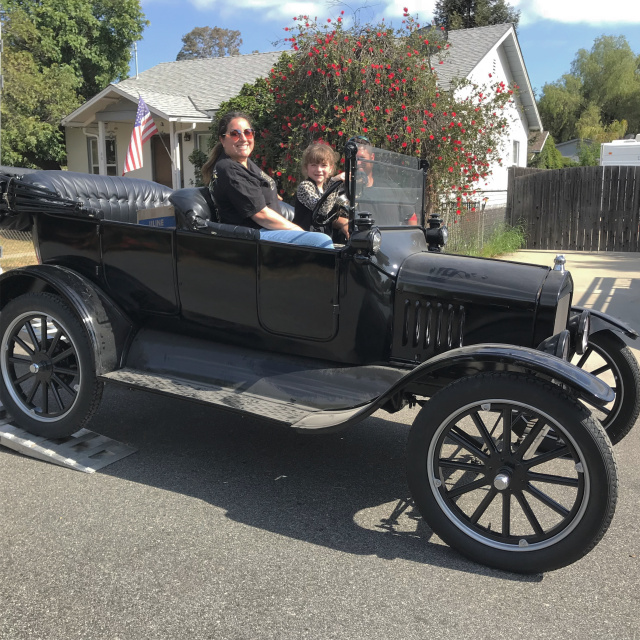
300, 143, 338, 178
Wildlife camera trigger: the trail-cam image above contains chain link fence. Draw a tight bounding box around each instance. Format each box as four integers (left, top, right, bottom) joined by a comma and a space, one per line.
438, 191, 509, 255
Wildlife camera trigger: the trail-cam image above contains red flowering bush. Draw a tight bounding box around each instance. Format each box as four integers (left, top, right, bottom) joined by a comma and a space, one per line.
216, 11, 515, 210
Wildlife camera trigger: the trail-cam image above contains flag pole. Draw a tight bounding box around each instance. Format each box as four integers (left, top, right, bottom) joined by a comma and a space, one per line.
141, 93, 175, 170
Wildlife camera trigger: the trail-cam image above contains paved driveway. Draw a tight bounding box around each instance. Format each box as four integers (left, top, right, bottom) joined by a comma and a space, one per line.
504, 250, 640, 355
0, 250, 639, 640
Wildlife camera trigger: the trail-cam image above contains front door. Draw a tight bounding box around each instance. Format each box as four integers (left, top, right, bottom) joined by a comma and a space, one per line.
152, 135, 172, 187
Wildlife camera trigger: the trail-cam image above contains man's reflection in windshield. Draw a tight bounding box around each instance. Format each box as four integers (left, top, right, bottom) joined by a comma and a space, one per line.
354, 141, 417, 226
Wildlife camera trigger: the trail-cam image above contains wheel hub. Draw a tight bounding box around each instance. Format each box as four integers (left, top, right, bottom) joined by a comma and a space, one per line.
493, 472, 511, 491
29, 353, 53, 381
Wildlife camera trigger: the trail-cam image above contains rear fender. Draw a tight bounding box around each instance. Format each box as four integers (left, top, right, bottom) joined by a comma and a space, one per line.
572, 305, 638, 340
0, 265, 135, 374
292, 344, 613, 432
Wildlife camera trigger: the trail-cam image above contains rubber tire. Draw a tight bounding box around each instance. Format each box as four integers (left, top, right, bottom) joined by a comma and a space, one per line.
0, 292, 103, 438
407, 372, 618, 573
575, 331, 640, 446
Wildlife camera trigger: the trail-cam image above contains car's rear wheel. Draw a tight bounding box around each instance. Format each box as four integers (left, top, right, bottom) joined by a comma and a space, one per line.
407, 372, 618, 573
572, 331, 640, 445
0, 293, 103, 438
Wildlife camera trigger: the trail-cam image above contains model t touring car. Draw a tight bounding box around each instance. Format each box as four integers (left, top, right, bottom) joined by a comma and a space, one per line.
0, 141, 638, 573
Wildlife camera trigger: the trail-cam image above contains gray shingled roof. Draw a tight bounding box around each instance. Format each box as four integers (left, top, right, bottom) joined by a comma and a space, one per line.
116, 52, 285, 118
436, 23, 513, 89
65, 25, 540, 130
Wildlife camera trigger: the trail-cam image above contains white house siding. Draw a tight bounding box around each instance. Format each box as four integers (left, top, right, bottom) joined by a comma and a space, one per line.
64, 128, 90, 173
463, 43, 529, 208
64, 122, 212, 187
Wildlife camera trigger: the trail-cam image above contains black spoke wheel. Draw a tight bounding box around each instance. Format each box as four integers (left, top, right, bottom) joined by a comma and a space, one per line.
0, 293, 103, 438
572, 331, 640, 445
407, 373, 618, 573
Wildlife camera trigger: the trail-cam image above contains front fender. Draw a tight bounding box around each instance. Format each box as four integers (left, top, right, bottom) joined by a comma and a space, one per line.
572, 305, 638, 340
0, 265, 135, 374
292, 344, 613, 432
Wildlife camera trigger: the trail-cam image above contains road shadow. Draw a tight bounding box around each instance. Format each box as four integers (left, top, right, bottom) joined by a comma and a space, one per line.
574, 275, 640, 334
87, 385, 542, 583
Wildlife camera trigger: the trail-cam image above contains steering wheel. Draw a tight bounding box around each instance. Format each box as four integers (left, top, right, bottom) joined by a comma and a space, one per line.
311, 179, 346, 227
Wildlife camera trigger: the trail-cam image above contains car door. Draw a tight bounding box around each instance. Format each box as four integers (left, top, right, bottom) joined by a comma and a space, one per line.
176, 230, 259, 328
257, 240, 340, 341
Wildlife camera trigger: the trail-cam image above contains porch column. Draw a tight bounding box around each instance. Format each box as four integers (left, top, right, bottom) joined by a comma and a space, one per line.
169, 121, 181, 189
97, 121, 107, 175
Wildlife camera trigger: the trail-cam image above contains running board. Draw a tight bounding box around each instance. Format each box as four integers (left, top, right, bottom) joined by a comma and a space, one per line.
101, 368, 321, 425
0, 403, 137, 473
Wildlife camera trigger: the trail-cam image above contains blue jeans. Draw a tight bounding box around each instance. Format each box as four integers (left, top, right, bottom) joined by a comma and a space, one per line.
259, 229, 334, 249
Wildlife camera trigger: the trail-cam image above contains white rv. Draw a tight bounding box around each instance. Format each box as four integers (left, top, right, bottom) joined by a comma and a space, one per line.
600, 134, 640, 166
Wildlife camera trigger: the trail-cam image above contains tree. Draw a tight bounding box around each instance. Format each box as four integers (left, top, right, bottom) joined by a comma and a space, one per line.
4, 0, 147, 101
571, 36, 640, 133
176, 27, 242, 60
538, 35, 640, 143
537, 74, 583, 143
575, 102, 628, 144
529, 134, 565, 170
207, 10, 515, 210
1, 0, 147, 168
434, 0, 520, 31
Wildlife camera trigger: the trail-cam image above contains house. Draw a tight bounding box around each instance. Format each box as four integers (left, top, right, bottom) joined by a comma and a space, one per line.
556, 138, 593, 163
62, 24, 541, 197
435, 23, 542, 207
527, 130, 550, 163
62, 52, 283, 188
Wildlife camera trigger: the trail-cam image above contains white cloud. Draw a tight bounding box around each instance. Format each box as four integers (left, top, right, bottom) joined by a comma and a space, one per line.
512, 0, 640, 25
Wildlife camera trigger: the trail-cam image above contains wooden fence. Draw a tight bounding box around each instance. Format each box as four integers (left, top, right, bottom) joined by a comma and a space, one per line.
506, 165, 640, 251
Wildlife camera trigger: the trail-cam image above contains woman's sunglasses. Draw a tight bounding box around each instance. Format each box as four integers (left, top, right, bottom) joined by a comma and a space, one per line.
223, 128, 255, 140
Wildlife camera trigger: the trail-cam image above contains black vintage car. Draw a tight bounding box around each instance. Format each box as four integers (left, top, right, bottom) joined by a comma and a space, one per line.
0, 142, 638, 573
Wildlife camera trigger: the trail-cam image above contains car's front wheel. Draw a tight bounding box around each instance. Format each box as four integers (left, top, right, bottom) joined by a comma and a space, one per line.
407, 372, 618, 573
572, 331, 640, 445
0, 293, 103, 438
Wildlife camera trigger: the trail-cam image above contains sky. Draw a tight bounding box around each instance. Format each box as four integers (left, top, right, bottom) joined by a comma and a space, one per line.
135, 0, 640, 96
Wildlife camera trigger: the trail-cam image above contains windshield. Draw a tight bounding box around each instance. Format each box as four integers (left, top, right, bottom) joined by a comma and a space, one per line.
353, 146, 425, 228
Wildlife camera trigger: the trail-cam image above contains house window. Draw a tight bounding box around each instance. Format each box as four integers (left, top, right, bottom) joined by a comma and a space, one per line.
88, 138, 118, 176
196, 133, 212, 152
512, 140, 520, 166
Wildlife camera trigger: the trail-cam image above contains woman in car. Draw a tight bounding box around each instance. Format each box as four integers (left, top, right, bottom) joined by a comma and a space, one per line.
201, 112, 333, 248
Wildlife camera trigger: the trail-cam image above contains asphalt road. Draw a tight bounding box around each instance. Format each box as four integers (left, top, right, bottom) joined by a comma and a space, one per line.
1, 251, 639, 640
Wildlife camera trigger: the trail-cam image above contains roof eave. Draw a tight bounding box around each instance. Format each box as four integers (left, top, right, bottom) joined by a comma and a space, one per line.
463, 26, 542, 132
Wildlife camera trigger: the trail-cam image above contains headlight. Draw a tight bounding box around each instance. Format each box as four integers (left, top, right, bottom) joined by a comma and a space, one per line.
350, 226, 381, 255
537, 329, 571, 360
567, 309, 591, 356
370, 228, 382, 253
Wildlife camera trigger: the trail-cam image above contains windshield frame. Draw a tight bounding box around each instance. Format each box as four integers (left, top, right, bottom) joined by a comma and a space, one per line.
344, 140, 428, 230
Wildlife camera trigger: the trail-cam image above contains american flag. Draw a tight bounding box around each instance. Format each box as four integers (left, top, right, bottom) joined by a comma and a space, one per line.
123, 96, 158, 175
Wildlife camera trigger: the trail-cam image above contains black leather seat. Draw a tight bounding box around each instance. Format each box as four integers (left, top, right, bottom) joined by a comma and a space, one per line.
169, 187, 259, 240
19, 171, 174, 224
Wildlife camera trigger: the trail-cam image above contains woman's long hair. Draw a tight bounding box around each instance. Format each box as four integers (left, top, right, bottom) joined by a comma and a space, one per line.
201, 111, 253, 185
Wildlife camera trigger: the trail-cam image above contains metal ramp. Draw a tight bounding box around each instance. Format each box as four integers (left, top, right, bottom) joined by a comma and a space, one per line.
0, 403, 137, 473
